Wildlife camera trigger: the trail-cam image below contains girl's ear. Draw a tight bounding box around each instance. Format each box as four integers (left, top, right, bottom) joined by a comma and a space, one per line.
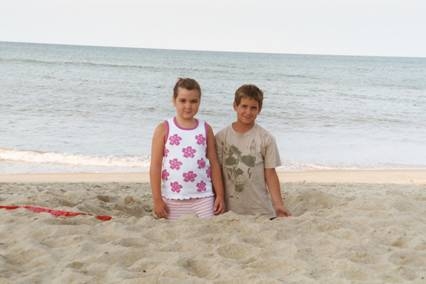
233, 102, 237, 111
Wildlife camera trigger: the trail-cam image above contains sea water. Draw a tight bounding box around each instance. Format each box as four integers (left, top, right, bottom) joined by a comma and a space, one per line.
1, 41, 425, 173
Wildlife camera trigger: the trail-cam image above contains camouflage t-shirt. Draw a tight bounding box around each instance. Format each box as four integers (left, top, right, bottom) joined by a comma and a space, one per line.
215, 123, 281, 217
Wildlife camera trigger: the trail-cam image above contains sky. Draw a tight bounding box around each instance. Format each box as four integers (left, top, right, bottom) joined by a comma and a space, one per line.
1, 0, 425, 57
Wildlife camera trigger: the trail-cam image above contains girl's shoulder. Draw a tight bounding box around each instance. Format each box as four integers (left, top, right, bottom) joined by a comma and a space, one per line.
155, 120, 168, 132
152, 120, 169, 140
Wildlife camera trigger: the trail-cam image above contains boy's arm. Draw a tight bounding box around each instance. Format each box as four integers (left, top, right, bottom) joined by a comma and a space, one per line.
206, 124, 225, 214
265, 168, 291, 217
149, 123, 169, 218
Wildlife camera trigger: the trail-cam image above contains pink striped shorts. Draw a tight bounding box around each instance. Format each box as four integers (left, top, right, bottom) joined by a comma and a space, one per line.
164, 196, 214, 220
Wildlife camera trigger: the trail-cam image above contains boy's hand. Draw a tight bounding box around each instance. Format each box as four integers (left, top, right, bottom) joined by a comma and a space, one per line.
213, 197, 225, 215
153, 199, 169, 219
275, 206, 291, 217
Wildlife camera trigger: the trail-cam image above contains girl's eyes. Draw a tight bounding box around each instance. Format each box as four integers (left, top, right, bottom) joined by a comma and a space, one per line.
179, 99, 199, 103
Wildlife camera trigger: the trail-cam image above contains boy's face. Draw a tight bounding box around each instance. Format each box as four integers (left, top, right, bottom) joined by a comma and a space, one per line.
233, 97, 260, 126
173, 87, 201, 120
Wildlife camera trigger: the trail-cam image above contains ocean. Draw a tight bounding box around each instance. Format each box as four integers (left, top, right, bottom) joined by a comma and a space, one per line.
1, 41, 425, 173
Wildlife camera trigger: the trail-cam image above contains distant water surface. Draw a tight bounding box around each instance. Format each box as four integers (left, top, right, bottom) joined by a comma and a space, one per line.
1, 41, 425, 173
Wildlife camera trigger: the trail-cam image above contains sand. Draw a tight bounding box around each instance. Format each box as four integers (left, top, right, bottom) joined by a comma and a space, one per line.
0, 169, 425, 184
1, 171, 426, 283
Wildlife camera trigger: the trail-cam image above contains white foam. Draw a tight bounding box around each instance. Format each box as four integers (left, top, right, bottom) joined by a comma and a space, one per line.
277, 161, 426, 171
0, 147, 150, 168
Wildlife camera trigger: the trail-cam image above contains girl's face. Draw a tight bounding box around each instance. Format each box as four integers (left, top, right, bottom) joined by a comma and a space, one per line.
173, 87, 201, 120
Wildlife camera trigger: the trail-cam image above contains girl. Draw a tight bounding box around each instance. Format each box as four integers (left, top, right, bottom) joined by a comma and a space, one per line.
150, 78, 225, 220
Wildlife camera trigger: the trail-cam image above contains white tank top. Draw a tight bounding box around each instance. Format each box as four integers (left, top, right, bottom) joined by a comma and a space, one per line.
161, 117, 214, 200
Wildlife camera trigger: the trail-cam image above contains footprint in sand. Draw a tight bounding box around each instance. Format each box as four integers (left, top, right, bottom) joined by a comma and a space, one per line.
67, 261, 84, 270
216, 243, 251, 260
96, 195, 112, 202
177, 258, 211, 278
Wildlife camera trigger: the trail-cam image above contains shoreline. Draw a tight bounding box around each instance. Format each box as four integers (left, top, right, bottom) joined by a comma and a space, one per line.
0, 169, 425, 184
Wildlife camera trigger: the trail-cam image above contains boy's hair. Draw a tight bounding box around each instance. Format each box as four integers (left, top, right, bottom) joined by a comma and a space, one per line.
234, 84, 263, 111
173, 78, 201, 99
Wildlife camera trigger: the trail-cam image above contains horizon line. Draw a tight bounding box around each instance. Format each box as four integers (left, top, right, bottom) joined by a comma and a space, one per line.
1, 40, 426, 60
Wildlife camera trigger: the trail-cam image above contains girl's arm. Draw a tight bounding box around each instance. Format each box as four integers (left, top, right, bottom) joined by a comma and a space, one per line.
265, 168, 291, 217
206, 124, 225, 214
150, 122, 168, 218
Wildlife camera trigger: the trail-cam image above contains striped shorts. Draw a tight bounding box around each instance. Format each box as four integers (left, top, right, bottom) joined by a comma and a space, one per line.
164, 196, 214, 220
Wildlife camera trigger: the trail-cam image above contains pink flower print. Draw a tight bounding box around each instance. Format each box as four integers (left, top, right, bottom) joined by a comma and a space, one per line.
169, 158, 183, 170
195, 134, 206, 145
206, 167, 211, 178
197, 158, 206, 169
170, 181, 182, 193
182, 146, 196, 158
163, 148, 169, 157
169, 134, 182, 146
183, 171, 197, 182
161, 169, 169, 181
196, 181, 207, 192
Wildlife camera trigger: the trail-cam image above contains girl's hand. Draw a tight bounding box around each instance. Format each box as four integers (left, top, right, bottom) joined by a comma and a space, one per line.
213, 197, 225, 215
154, 199, 169, 219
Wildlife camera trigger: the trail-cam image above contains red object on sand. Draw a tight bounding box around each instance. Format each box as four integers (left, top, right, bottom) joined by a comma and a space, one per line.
0, 205, 112, 221
0, 205, 20, 210
95, 215, 112, 221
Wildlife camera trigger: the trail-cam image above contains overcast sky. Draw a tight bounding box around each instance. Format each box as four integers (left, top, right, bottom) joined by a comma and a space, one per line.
1, 0, 425, 57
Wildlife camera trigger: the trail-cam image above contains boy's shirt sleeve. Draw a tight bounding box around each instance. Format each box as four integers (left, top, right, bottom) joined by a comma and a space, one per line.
264, 135, 281, 169
215, 131, 224, 166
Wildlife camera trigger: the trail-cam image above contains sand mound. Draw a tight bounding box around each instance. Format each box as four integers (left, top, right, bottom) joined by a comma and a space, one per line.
1, 182, 425, 283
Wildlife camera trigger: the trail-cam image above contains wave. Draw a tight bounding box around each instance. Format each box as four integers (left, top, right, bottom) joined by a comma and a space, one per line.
0, 57, 236, 75
0, 147, 149, 168
278, 161, 426, 171
0, 57, 160, 71
2, 148, 424, 174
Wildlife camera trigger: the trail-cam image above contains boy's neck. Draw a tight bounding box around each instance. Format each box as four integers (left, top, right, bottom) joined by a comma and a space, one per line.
232, 121, 255, 133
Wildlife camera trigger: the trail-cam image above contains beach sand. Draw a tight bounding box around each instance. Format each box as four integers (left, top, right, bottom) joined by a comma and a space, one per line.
1, 171, 425, 283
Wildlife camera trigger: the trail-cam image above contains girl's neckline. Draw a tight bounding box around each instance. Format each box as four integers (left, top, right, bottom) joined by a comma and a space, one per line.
173, 117, 199, 130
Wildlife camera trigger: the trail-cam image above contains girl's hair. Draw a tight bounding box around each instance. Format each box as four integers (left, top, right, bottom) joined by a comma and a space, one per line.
234, 84, 263, 111
173, 78, 202, 99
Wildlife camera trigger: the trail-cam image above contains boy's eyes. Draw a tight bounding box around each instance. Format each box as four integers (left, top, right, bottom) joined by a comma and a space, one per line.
240, 104, 258, 110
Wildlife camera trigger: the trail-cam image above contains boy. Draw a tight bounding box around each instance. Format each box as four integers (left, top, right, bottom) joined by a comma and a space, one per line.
215, 84, 290, 218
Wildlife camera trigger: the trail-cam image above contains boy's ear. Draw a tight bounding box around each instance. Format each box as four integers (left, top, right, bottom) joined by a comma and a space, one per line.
233, 102, 237, 111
